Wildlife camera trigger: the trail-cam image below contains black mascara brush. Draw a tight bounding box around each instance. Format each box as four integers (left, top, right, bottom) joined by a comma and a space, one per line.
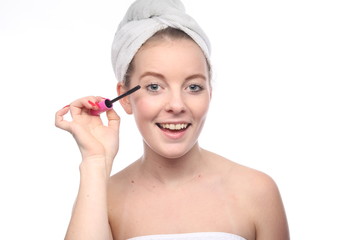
90, 85, 141, 115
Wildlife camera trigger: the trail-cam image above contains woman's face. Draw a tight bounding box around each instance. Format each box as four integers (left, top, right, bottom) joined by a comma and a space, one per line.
120, 38, 211, 159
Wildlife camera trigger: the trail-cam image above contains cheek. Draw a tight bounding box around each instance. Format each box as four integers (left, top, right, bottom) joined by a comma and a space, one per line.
131, 96, 160, 121
188, 95, 211, 119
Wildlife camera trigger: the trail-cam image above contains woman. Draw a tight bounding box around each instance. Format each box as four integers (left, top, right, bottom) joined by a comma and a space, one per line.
55, 0, 289, 239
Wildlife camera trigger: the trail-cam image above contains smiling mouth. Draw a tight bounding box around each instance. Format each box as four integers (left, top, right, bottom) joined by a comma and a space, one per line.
156, 123, 191, 131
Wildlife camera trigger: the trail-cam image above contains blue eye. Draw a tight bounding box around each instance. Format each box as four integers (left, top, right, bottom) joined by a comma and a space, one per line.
188, 84, 203, 92
146, 83, 160, 92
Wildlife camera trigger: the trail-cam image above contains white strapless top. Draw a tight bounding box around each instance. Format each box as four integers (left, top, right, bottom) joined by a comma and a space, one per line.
128, 232, 247, 240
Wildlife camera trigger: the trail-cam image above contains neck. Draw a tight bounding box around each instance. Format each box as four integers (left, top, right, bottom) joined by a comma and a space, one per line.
139, 142, 206, 188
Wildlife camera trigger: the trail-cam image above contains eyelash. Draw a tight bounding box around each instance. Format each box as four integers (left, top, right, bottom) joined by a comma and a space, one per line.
146, 83, 161, 92
187, 84, 204, 93
145, 83, 204, 93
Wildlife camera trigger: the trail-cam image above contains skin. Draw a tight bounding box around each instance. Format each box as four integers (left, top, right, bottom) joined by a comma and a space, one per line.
55, 38, 289, 240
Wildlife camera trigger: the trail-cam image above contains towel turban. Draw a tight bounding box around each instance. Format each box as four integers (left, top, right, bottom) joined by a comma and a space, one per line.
111, 0, 211, 84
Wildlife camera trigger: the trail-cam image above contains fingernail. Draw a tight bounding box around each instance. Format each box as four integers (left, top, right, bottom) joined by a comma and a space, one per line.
88, 100, 96, 107
62, 105, 70, 109
95, 102, 101, 108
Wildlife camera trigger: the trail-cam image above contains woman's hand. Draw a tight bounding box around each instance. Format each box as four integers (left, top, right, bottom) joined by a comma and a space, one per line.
55, 96, 120, 175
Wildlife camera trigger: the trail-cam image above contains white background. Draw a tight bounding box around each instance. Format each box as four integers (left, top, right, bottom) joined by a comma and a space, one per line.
0, 0, 359, 239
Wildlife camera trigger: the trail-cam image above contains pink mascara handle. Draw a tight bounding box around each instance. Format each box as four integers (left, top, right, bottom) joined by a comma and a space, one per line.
90, 99, 113, 116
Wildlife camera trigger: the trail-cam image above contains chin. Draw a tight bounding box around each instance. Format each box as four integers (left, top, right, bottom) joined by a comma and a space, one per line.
159, 146, 192, 159
160, 151, 188, 159
145, 141, 196, 160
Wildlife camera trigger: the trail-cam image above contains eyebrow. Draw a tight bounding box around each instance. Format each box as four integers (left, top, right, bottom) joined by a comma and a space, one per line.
139, 71, 208, 82
139, 71, 165, 80
185, 73, 207, 81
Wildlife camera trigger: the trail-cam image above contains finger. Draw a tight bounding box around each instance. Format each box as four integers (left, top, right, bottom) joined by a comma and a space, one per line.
69, 96, 100, 117
106, 108, 120, 131
95, 96, 107, 102
55, 106, 71, 131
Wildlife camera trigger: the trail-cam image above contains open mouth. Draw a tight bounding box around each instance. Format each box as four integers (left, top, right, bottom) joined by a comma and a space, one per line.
156, 123, 191, 132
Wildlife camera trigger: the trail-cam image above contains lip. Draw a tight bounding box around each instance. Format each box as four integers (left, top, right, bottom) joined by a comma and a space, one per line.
156, 122, 191, 140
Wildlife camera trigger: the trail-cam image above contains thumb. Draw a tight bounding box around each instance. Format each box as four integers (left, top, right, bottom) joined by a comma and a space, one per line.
106, 108, 120, 131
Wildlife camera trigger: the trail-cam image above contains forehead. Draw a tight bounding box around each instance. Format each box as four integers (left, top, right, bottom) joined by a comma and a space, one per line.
133, 38, 208, 73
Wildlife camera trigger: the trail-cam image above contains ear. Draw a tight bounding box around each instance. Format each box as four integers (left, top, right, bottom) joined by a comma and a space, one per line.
116, 83, 133, 114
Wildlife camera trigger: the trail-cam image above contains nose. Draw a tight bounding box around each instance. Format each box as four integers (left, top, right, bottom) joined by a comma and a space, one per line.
164, 91, 186, 114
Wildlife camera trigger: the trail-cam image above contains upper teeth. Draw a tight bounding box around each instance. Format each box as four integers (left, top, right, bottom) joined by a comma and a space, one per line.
160, 123, 188, 130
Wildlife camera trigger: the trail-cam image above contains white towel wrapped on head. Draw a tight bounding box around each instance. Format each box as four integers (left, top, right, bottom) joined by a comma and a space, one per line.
111, 0, 211, 83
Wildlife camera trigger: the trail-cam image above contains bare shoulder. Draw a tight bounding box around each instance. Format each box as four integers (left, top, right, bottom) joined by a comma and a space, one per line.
231, 165, 289, 240
205, 150, 278, 194
228, 160, 279, 198
206, 150, 290, 240
107, 160, 145, 215
108, 161, 139, 192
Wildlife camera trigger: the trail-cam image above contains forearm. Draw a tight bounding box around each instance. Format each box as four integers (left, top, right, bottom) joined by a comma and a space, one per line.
65, 158, 112, 240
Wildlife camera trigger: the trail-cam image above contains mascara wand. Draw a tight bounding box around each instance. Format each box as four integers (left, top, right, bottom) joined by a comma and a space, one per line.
90, 85, 141, 116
